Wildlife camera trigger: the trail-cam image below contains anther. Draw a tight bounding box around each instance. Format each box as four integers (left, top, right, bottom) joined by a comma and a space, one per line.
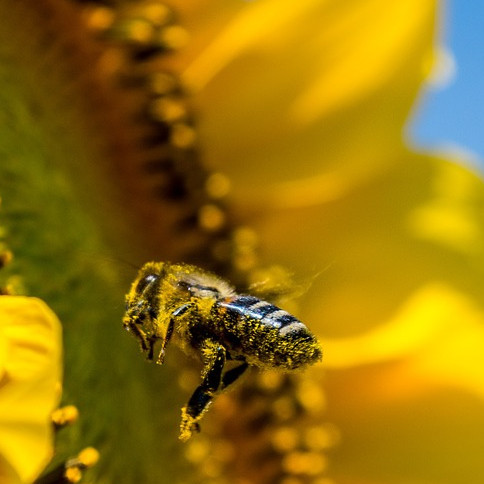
170, 123, 196, 148
52, 405, 79, 428
205, 173, 231, 199
198, 204, 226, 232
82, 6, 115, 32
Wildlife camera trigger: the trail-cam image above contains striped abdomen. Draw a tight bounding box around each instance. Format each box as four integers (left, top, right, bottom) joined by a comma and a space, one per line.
216, 295, 322, 370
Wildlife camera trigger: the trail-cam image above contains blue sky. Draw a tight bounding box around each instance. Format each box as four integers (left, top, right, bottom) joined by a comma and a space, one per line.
409, 1, 484, 170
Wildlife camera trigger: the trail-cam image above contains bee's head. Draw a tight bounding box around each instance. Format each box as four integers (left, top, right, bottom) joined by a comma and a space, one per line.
123, 262, 169, 364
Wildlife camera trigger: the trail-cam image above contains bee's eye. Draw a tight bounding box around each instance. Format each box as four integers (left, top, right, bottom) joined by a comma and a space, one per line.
176, 281, 191, 292
136, 273, 159, 293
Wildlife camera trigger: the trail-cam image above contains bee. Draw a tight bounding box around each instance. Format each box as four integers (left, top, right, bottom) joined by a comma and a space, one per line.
123, 261, 322, 441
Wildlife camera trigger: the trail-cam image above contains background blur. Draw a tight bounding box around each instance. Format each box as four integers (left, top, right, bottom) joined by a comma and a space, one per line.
410, 1, 484, 169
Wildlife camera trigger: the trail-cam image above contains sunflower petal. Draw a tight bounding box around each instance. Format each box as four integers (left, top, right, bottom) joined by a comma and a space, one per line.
0, 297, 62, 484
179, 0, 438, 202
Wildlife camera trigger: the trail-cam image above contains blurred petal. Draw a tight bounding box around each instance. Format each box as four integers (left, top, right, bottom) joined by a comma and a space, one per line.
326, 282, 484, 398
325, 285, 484, 484
326, 363, 484, 484
176, 0, 437, 204
0, 297, 62, 483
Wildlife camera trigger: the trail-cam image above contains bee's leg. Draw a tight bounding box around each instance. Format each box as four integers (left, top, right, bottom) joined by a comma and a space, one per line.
221, 361, 248, 390
179, 340, 226, 442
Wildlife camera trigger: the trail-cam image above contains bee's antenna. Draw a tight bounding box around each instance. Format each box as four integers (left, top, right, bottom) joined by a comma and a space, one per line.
74, 249, 141, 272
103, 254, 140, 271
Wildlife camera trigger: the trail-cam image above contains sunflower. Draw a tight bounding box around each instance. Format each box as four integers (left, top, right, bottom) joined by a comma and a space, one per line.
0, 0, 483, 483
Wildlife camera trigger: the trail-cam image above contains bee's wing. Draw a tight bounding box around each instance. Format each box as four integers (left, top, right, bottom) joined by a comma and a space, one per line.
247, 265, 329, 305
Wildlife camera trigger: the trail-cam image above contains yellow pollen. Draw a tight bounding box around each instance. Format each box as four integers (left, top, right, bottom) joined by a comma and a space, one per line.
51, 405, 79, 426
282, 451, 328, 476
150, 98, 186, 122
141, 3, 171, 25
170, 123, 196, 148
304, 425, 338, 450
296, 379, 326, 412
205, 172, 231, 199
257, 370, 284, 390
83, 6, 115, 31
78, 447, 100, 467
232, 226, 258, 248
271, 426, 299, 452
272, 396, 296, 421
198, 204, 226, 231
185, 439, 210, 463
160, 25, 189, 49
233, 253, 257, 272
125, 19, 154, 43
64, 467, 82, 483
149, 72, 177, 94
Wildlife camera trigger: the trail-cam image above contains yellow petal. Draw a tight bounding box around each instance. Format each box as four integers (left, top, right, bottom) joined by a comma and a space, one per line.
326, 363, 484, 484
325, 286, 484, 483
0, 297, 62, 483
176, 0, 438, 203
325, 282, 484, 398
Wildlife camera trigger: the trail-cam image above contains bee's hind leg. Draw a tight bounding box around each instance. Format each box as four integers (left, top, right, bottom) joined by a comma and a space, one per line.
221, 361, 248, 390
179, 340, 226, 441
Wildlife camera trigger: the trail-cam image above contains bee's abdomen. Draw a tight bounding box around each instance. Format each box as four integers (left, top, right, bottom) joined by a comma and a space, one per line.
217, 296, 322, 370
221, 296, 303, 333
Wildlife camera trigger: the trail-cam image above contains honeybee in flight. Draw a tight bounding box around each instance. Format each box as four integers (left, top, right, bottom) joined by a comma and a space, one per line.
123, 261, 322, 441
